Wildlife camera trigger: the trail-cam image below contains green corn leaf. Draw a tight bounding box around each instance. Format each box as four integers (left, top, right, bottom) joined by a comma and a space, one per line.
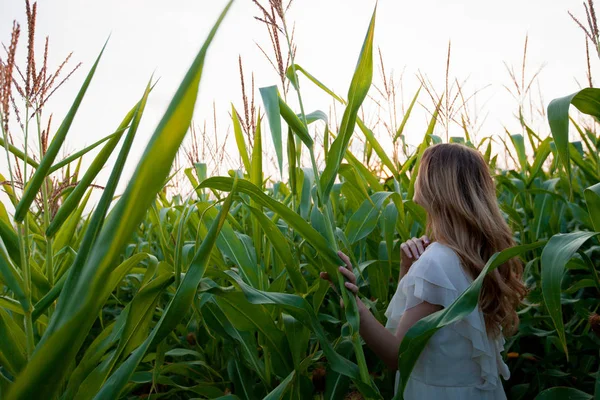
384, 202, 398, 266
264, 370, 295, 400
260, 86, 283, 173
208, 272, 382, 399
288, 128, 298, 202
72, 272, 173, 400
527, 137, 552, 187
547, 88, 600, 194
299, 168, 314, 219
325, 339, 354, 400
231, 104, 251, 173
0, 308, 27, 376
48, 129, 127, 174
0, 204, 19, 263
534, 387, 592, 400
7, 2, 231, 396
584, 183, 600, 232
282, 314, 310, 369
320, 7, 376, 199
247, 205, 308, 293
407, 98, 442, 199
200, 177, 341, 279
344, 149, 384, 192
286, 64, 344, 103
345, 192, 392, 243
251, 115, 263, 188
197, 202, 259, 287
228, 359, 256, 400
250, 115, 264, 261
357, 118, 398, 177
510, 134, 528, 173
303, 110, 328, 124
0, 237, 27, 312
210, 290, 293, 376
14, 39, 109, 222
278, 95, 313, 148
46, 102, 140, 237
52, 190, 92, 259
449, 136, 465, 144
541, 231, 599, 359
0, 136, 39, 169
394, 241, 544, 399
339, 164, 370, 204
47, 79, 152, 334
394, 86, 421, 143
93, 178, 237, 400
200, 299, 267, 384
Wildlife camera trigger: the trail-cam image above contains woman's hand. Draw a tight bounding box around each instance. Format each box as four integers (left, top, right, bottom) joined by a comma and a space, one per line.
319, 251, 362, 307
400, 236, 431, 278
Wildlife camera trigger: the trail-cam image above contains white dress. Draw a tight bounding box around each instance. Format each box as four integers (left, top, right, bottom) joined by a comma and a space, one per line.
384, 242, 510, 399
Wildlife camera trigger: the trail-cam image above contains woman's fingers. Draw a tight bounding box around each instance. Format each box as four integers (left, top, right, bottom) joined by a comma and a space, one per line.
339, 266, 356, 284
401, 236, 430, 261
415, 238, 425, 255
400, 242, 413, 259
337, 251, 353, 271
406, 239, 420, 259
344, 281, 359, 294
421, 235, 431, 247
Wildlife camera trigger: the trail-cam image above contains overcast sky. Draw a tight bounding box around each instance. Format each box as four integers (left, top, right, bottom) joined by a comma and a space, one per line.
0, 0, 593, 194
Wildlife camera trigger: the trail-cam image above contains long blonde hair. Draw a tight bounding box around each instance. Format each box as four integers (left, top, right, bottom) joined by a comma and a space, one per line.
414, 143, 526, 336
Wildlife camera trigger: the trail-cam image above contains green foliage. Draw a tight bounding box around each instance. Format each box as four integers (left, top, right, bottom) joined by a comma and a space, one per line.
0, 3, 598, 400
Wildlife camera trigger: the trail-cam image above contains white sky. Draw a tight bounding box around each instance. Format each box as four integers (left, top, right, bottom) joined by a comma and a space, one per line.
0, 0, 594, 194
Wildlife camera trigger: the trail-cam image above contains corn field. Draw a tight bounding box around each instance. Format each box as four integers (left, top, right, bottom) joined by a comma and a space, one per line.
0, 1, 599, 399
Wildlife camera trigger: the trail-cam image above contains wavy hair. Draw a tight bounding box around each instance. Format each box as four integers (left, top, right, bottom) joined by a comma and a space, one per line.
414, 143, 526, 336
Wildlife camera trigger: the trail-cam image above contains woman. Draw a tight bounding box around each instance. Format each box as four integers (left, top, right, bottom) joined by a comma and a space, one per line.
321, 143, 526, 399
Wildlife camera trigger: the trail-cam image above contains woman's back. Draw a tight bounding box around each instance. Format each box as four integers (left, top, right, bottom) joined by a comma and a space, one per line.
385, 242, 509, 399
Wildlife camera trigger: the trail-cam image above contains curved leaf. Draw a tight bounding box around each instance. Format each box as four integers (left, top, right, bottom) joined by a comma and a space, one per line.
320, 8, 376, 199
247, 205, 307, 293
534, 387, 592, 400
584, 183, 600, 232
14, 39, 109, 222
547, 88, 600, 193
540, 231, 598, 359
260, 86, 283, 173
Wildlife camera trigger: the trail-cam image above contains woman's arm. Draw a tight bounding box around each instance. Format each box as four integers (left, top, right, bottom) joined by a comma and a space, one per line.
327, 251, 442, 371
357, 295, 441, 371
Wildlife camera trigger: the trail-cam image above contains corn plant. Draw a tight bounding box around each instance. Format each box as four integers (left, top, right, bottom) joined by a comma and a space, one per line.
0, 1, 599, 399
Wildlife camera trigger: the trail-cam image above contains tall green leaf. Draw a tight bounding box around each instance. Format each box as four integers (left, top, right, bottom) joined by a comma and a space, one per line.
534, 387, 592, 400
260, 86, 283, 173
247, 205, 307, 293
46, 102, 140, 237
7, 3, 232, 397
320, 8, 376, 199
345, 192, 392, 243
94, 180, 237, 400
394, 86, 421, 143
200, 177, 341, 278
278, 96, 313, 148
584, 183, 600, 232
547, 88, 600, 193
540, 231, 598, 359
14, 39, 109, 222
231, 104, 251, 173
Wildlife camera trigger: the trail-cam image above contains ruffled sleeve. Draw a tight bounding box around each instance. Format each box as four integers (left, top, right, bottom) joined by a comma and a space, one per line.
384, 246, 458, 331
